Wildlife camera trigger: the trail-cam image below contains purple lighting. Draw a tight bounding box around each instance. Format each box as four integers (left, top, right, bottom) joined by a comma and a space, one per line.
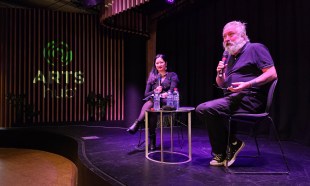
83, 0, 102, 7
166, 0, 175, 4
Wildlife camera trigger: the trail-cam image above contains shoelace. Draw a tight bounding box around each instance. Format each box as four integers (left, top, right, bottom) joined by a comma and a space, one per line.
213, 154, 224, 161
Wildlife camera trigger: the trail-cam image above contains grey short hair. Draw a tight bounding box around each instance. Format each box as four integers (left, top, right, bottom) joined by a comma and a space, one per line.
223, 21, 250, 42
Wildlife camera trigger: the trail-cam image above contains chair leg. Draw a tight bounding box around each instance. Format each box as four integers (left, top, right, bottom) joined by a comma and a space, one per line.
224, 116, 232, 168
252, 125, 261, 157
171, 113, 186, 149
253, 136, 261, 157
269, 117, 290, 174
134, 127, 145, 150
226, 117, 290, 174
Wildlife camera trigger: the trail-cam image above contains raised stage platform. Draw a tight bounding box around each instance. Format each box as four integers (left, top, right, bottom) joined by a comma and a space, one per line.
1, 123, 310, 186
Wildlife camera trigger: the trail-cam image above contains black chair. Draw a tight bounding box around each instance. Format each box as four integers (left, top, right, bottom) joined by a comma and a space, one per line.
225, 79, 290, 174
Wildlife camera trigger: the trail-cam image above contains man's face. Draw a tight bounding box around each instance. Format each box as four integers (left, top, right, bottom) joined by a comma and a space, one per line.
222, 26, 246, 55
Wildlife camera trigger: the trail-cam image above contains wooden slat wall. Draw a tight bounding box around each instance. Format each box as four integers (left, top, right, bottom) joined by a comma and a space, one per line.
100, 0, 150, 36
102, 0, 149, 20
0, 8, 124, 127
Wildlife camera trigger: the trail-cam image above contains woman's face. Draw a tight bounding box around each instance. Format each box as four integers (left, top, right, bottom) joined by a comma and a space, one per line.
155, 57, 167, 72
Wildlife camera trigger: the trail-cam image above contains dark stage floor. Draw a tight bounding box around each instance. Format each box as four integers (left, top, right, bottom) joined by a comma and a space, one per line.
2, 123, 310, 186
29, 123, 309, 186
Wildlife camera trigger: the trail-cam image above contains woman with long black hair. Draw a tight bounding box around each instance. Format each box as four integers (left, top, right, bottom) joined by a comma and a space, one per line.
127, 54, 179, 151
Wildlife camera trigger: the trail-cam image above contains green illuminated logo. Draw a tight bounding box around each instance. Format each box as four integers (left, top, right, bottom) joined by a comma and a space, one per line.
43, 41, 73, 66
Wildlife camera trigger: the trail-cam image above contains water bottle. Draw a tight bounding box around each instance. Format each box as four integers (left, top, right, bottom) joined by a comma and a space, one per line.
153, 90, 160, 111
167, 90, 174, 107
173, 88, 180, 110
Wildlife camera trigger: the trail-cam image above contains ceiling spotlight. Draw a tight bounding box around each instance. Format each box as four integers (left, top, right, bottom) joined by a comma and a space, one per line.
166, 0, 175, 4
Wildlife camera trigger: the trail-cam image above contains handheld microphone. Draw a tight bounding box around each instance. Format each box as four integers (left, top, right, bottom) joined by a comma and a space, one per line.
218, 51, 229, 78
158, 74, 161, 86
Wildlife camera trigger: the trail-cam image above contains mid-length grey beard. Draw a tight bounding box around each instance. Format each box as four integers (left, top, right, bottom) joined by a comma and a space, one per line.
224, 39, 246, 55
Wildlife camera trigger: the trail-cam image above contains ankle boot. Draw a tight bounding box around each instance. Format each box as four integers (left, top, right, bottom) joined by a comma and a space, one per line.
149, 134, 156, 151
126, 120, 141, 134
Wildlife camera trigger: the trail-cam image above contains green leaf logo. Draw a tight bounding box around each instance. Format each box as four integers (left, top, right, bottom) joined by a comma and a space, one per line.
43, 41, 73, 66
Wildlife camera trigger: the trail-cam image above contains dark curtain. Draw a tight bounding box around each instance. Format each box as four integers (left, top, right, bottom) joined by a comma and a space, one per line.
124, 34, 147, 126
156, 0, 310, 145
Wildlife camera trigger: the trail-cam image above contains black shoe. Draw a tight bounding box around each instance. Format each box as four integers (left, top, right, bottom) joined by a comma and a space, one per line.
126, 120, 142, 135
149, 134, 156, 151
225, 139, 245, 167
210, 153, 226, 166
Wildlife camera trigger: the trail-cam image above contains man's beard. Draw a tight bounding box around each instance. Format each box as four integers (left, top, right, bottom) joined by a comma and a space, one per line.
223, 37, 246, 55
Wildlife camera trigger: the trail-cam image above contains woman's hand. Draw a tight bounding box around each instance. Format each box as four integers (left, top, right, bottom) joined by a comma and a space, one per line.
161, 92, 168, 98
155, 86, 163, 93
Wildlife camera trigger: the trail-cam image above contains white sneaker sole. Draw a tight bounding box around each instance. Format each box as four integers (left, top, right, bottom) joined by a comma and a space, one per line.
210, 161, 224, 166
224, 142, 245, 167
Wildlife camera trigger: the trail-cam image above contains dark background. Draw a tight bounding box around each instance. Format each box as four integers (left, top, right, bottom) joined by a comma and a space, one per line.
154, 0, 310, 145
1, 0, 309, 146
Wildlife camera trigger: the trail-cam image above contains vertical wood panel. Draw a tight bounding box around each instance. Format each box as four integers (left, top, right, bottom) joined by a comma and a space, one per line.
0, 8, 125, 127
101, 0, 149, 21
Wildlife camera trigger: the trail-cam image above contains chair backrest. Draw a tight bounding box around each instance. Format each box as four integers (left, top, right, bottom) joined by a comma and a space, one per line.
265, 79, 278, 113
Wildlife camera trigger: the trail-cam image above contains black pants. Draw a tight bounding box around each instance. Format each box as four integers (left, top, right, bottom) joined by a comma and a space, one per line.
195, 92, 265, 155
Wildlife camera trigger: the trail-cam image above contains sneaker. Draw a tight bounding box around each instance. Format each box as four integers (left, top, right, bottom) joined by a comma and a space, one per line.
210, 153, 226, 166
225, 139, 245, 167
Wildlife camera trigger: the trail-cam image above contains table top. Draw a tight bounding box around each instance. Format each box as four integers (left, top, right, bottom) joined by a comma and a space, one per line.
146, 106, 195, 113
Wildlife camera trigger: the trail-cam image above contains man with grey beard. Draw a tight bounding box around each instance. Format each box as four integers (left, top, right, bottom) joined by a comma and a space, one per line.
196, 21, 278, 167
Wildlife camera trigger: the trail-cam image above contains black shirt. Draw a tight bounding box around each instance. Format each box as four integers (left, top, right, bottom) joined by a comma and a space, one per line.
144, 72, 179, 98
223, 42, 274, 95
